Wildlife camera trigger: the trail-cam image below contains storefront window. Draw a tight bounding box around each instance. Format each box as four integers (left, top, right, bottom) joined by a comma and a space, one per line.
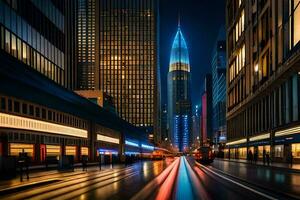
65, 146, 77, 156
293, 0, 300, 46
238, 147, 247, 159
274, 145, 284, 158
258, 145, 270, 158
81, 147, 89, 156
230, 148, 236, 159
46, 145, 61, 158
292, 143, 300, 158
9, 143, 34, 157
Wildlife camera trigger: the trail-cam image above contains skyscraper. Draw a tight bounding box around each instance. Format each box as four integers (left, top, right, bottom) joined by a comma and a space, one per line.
77, 0, 97, 90
201, 74, 212, 145
211, 28, 227, 145
192, 105, 201, 145
76, 0, 160, 142
167, 22, 192, 152
161, 103, 168, 141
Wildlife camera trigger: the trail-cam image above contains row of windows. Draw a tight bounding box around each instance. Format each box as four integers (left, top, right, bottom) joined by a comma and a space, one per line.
0, 96, 88, 130
228, 44, 245, 82
228, 74, 299, 140
235, 10, 245, 42
0, 26, 64, 85
0, 1, 65, 69
0, 0, 65, 53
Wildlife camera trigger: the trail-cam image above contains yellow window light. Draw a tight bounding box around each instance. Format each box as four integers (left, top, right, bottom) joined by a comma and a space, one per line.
97, 134, 119, 144
0, 112, 88, 138
249, 133, 270, 142
226, 138, 247, 146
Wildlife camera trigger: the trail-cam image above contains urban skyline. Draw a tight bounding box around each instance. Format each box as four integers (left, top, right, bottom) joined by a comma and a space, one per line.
1, 0, 300, 199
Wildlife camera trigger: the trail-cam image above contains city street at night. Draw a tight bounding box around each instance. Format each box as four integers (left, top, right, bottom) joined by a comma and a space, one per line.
1, 157, 299, 200
1, 0, 300, 199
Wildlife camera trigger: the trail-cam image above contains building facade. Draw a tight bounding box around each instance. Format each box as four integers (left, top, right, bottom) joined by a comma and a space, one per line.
161, 103, 168, 141
0, 0, 153, 168
76, 0, 160, 143
77, 0, 97, 90
167, 23, 192, 152
211, 32, 227, 145
201, 74, 213, 145
192, 105, 201, 147
226, 0, 300, 163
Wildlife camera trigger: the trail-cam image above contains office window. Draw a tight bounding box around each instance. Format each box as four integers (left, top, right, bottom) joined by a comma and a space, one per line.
0, 97, 6, 110
42, 108, 46, 119
1, 26, 4, 50
13, 101, 20, 113
35, 107, 40, 118
293, 0, 300, 46
22, 42, 27, 64
5, 29, 10, 53
48, 110, 52, 120
292, 74, 298, 121
29, 105, 34, 116
11, 34, 16, 57
17, 38, 21, 59
22, 103, 27, 114
8, 99, 12, 111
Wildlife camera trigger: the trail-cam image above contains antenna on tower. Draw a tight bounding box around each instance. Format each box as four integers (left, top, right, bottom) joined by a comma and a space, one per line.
178, 12, 181, 28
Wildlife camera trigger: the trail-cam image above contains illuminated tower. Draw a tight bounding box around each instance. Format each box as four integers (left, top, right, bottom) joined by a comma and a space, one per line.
167, 21, 192, 152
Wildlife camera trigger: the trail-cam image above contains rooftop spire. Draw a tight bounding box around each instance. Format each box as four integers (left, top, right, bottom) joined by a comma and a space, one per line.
178, 12, 181, 28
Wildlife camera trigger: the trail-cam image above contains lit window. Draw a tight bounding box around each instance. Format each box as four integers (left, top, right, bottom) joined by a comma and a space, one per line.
292, 143, 300, 158
293, 0, 300, 46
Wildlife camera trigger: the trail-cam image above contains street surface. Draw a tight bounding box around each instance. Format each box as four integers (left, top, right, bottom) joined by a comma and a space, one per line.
0, 157, 299, 200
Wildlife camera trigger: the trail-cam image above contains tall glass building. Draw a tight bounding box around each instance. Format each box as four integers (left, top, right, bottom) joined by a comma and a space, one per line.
0, 0, 66, 87
98, 0, 159, 130
76, 0, 161, 142
167, 23, 192, 152
211, 29, 227, 145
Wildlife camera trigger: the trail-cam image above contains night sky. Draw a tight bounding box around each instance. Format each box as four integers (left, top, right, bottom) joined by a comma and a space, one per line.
159, 0, 226, 108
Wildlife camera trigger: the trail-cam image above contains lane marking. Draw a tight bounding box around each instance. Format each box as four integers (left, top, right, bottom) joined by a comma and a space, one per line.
130, 158, 179, 200
195, 161, 278, 200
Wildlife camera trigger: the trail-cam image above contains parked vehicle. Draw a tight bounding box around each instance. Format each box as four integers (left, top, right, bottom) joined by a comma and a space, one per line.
193, 146, 214, 164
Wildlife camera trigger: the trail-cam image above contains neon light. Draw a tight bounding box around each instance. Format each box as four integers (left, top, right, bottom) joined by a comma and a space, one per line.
98, 149, 118, 155
275, 126, 300, 137
226, 138, 246, 146
125, 151, 140, 155
125, 140, 139, 147
0, 112, 87, 138
249, 133, 270, 141
141, 144, 154, 151
97, 134, 119, 144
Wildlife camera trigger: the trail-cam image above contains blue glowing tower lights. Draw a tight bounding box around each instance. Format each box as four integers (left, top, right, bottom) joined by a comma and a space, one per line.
167, 19, 193, 152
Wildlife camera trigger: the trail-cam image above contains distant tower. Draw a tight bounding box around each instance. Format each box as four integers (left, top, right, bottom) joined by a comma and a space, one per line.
167, 20, 192, 152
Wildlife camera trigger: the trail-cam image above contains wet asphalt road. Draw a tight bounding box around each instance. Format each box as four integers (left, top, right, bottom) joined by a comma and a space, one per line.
0, 157, 299, 200
210, 159, 300, 199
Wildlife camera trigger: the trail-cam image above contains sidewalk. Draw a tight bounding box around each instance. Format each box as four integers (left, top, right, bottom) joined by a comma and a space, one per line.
0, 163, 123, 194
217, 158, 300, 172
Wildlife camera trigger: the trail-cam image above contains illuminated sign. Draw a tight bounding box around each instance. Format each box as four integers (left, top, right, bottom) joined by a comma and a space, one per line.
125, 140, 139, 147
275, 126, 300, 137
141, 144, 154, 151
249, 133, 270, 141
98, 148, 118, 155
125, 151, 140, 155
226, 138, 246, 146
97, 134, 119, 144
0, 112, 87, 138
